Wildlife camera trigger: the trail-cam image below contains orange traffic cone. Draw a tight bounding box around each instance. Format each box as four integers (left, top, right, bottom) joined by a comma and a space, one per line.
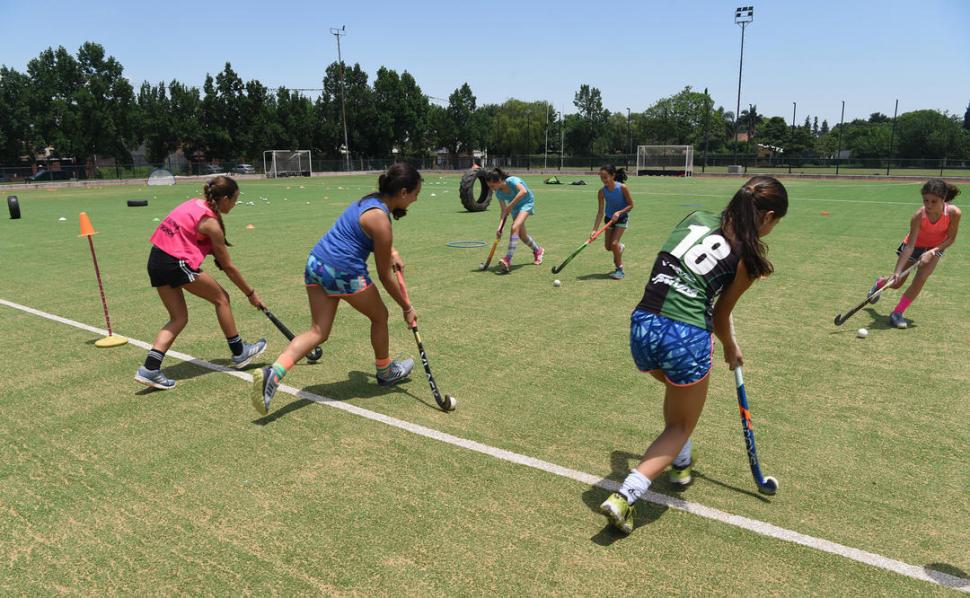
79, 212, 127, 348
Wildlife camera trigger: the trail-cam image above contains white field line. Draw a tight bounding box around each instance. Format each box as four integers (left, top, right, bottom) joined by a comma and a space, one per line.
2, 296, 967, 592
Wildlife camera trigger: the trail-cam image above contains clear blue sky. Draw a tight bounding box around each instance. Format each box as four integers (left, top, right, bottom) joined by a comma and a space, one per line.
2, 0, 968, 125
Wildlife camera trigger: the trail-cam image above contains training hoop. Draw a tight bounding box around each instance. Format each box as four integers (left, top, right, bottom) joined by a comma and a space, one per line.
447, 240, 487, 248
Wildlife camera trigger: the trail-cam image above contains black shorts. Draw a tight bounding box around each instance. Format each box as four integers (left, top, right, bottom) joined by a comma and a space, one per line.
147, 245, 202, 288
896, 243, 943, 262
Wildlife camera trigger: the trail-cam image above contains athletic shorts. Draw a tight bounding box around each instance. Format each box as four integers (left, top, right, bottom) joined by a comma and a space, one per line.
896, 243, 943, 262
304, 253, 372, 297
147, 245, 201, 288
605, 213, 629, 229
511, 199, 535, 217
630, 309, 713, 386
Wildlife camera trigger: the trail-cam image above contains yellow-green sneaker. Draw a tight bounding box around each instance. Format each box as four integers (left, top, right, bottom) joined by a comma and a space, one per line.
668, 452, 696, 489
599, 492, 635, 534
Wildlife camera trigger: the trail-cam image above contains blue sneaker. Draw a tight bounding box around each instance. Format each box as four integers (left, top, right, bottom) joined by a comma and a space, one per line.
135, 366, 176, 390
610, 267, 625, 280
251, 366, 280, 415
231, 338, 267, 369
377, 357, 414, 386
889, 311, 908, 329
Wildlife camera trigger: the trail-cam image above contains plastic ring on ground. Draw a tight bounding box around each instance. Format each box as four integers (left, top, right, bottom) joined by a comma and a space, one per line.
447, 240, 487, 248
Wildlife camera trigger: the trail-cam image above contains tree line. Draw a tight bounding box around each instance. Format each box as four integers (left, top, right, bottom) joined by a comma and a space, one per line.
1, 42, 968, 169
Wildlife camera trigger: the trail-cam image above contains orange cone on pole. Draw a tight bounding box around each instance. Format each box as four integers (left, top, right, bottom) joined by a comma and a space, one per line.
79, 212, 127, 348
79, 211, 97, 237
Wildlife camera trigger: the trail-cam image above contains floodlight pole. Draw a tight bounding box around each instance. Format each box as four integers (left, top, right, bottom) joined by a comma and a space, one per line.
886, 99, 898, 175
733, 6, 753, 170
544, 104, 549, 169
560, 106, 565, 171
701, 88, 711, 173
330, 25, 351, 172
626, 107, 632, 163
789, 102, 796, 174
835, 100, 845, 175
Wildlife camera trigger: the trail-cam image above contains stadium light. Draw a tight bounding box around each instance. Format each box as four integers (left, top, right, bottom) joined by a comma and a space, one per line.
732, 6, 754, 170
330, 25, 351, 172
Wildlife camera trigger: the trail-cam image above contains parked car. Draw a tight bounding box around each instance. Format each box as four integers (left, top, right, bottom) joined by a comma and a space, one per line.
231, 163, 256, 175
197, 163, 223, 175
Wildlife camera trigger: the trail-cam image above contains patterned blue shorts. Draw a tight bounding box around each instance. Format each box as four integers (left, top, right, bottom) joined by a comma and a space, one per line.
304, 253, 372, 297
630, 309, 713, 386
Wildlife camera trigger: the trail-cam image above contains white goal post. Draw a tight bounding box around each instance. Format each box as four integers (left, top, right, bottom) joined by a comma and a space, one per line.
636, 145, 694, 177
263, 150, 313, 178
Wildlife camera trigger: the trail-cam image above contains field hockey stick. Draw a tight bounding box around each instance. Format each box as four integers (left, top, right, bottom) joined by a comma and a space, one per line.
734, 366, 778, 495
550, 221, 612, 274
479, 212, 510, 271
833, 260, 920, 326
393, 267, 456, 412
259, 307, 323, 362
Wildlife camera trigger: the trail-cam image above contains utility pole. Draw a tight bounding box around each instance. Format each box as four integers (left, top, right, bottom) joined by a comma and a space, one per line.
330, 25, 351, 172
789, 101, 796, 174
544, 104, 549, 169
701, 88, 711, 173
886, 99, 898, 176
733, 6, 753, 170
835, 100, 845, 176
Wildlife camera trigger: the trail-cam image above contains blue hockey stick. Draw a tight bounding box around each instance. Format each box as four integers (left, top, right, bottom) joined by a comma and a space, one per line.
734, 366, 779, 495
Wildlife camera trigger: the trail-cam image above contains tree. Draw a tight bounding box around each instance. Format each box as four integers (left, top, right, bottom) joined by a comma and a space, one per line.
136, 81, 176, 165
168, 81, 203, 165
431, 83, 479, 158
868, 112, 890, 124
570, 84, 609, 154
738, 104, 763, 139
963, 101, 970, 130
633, 86, 726, 149
25, 46, 83, 164
488, 99, 548, 155
812, 116, 819, 137
372, 67, 431, 157
820, 119, 830, 134
894, 109, 964, 159
0, 67, 32, 163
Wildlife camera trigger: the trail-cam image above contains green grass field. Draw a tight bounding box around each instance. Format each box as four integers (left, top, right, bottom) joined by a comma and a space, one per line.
1, 174, 968, 594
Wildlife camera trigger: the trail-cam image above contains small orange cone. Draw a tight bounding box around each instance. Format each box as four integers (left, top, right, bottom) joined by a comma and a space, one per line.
79, 211, 97, 237
246, 224, 255, 230
820, 211, 830, 216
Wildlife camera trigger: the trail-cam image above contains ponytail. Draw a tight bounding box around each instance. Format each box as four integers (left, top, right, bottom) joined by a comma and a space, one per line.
721, 176, 788, 279
203, 175, 238, 250
921, 178, 961, 202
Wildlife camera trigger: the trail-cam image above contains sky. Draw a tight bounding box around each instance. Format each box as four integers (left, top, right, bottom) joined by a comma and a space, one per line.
1, 0, 968, 126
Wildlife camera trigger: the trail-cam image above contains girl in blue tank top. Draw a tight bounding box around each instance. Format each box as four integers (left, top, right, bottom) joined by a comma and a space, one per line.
484, 168, 545, 273
251, 164, 423, 415
591, 165, 634, 279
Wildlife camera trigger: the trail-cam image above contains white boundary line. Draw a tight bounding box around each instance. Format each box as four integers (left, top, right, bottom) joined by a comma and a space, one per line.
2, 297, 967, 592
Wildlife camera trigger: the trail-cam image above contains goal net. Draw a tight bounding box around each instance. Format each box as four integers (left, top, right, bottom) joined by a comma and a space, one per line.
262, 150, 312, 178
636, 145, 694, 177
147, 167, 175, 186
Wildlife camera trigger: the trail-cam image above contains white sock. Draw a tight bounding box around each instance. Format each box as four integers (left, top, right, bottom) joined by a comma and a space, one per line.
673, 439, 693, 468
522, 234, 539, 251
618, 469, 651, 504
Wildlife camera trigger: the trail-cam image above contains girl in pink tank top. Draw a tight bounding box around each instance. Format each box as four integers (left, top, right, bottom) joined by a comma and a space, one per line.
869, 179, 962, 329
135, 176, 268, 390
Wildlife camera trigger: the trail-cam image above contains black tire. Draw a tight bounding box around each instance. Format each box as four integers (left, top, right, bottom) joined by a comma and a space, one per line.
127, 199, 149, 207
459, 169, 492, 212
7, 195, 20, 219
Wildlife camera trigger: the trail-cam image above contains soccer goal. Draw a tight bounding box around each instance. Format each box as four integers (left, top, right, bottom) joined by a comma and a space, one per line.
636, 145, 694, 177
262, 150, 312, 178
147, 167, 176, 186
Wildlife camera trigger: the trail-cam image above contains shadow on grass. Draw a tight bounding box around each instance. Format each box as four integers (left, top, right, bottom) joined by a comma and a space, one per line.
134, 358, 226, 395
923, 563, 970, 588
251, 370, 435, 425
574, 272, 615, 281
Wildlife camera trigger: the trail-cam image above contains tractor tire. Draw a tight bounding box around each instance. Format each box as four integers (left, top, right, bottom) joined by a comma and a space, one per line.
459, 169, 492, 212
7, 195, 20, 219
127, 199, 149, 207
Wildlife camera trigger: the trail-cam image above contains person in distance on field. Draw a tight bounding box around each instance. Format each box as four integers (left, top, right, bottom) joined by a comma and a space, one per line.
591, 164, 634, 279
868, 178, 961, 329
251, 163, 421, 415
484, 168, 544, 273
136, 175, 266, 390
599, 176, 788, 535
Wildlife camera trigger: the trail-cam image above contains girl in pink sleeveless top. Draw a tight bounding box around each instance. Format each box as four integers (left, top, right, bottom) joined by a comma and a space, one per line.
135, 176, 267, 390
870, 179, 962, 329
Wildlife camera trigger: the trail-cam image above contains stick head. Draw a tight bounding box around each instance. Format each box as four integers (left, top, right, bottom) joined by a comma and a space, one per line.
443, 394, 457, 411
308, 347, 323, 362
758, 476, 779, 495
479, 262, 487, 271
834, 314, 845, 326
551, 265, 561, 274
